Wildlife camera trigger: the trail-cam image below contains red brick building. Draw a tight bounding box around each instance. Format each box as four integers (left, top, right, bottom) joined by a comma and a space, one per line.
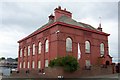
18, 6, 112, 75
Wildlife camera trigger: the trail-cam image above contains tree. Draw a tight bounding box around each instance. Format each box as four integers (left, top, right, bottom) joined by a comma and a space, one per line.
15, 58, 18, 61
49, 55, 79, 72
1, 57, 5, 60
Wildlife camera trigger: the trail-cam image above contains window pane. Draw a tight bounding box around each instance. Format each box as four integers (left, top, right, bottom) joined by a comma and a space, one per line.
20, 49, 22, 57
27, 62, 30, 69
33, 44, 35, 55
38, 42, 42, 54
100, 43, 104, 56
45, 40, 49, 52
28, 46, 30, 56
85, 60, 91, 66
45, 60, 48, 67
85, 41, 90, 53
24, 48, 26, 56
66, 38, 72, 52
32, 61, 35, 69
20, 62, 22, 68
38, 61, 41, 69
23, 62, 25, 68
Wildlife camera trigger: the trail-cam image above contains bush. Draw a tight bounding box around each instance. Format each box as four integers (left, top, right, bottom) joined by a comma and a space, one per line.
49, 55, 79, 72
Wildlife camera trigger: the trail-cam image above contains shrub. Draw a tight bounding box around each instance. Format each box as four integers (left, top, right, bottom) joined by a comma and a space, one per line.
49, 55, 79, 72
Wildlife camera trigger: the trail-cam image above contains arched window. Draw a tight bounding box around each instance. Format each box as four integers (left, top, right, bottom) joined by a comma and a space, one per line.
66, 38, 72, 52
27, 61, 30, 69
33, 44, 35, 55
85, 41, 90, 53
100, 43, 104, 57
28, 46, 30, 56
32, 61, 35, 69
38, 42, 42, 54
24, 47, 26, 56
45, 40, 49, 52
20, 49, 22, 57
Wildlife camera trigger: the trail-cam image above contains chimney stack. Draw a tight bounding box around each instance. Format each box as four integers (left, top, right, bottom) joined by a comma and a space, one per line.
54, 6, 72, 20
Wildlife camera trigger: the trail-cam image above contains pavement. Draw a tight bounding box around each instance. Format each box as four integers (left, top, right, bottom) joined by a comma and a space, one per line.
1, 73, 120, 80
0, 75, 2, 80
86, 73, 119, 78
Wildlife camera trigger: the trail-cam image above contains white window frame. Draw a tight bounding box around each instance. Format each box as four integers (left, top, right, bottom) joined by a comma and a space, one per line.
85, 41, 90, 53
33, 44, 35, 55
66, 37, 72, 52
38, 42, 42, 54
45, 40, 49, 53
45, 59, 48, 68
100, 43, 104, 57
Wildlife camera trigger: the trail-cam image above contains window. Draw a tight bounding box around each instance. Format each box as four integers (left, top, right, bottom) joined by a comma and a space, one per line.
38, 42, 42, 54
24, 47, 26, 56
32, 61, 35, 69
28, 46, 30, 56
45, 40, 49, 52
38, 61, 41, 69
106, 61, 110, 65
20, 49, 22, 57
85, 60, 91, 67
23, 62, 25, 68
19, 62, 22, 68
45, 59, 48, 67
100, 43, 104, 57
27, 62, 30, 69
85, 41, 90, 53
85, 60, 91, 70
66, 38, 72, 52
33, 44, 35, 55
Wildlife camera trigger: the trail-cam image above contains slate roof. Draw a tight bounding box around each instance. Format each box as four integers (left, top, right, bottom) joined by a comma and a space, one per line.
37, 15, 97, 31
18, 15, 109, 43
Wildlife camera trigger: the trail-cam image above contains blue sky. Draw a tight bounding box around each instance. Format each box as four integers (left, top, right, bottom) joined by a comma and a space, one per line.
0, 0, 119, 63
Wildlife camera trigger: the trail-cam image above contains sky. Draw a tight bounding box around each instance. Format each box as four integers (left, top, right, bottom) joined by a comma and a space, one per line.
0, 0, 119, 63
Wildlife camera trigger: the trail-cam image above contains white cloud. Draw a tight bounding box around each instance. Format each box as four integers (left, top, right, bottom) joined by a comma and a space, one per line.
0, 24, 27, 58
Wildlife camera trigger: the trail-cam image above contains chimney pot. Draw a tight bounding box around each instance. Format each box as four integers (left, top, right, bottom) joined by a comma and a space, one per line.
48, 14, 54, 21
64, 8, 66, 11
58, 6, 61, 9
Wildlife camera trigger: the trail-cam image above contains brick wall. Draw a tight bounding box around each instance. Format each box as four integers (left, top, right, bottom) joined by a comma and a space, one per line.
44, 65, 113, 78
11, 65, 113, 78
